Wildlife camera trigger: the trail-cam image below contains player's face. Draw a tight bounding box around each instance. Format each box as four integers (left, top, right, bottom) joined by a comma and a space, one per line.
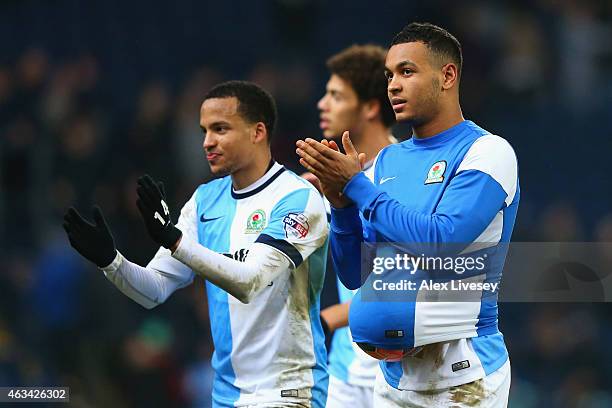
385, 42, 442, 125
200, 97, 256, 176
317, 74, 364, 139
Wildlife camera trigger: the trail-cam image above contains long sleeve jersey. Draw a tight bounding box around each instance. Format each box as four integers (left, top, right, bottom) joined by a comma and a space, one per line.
330, 120, 519, 391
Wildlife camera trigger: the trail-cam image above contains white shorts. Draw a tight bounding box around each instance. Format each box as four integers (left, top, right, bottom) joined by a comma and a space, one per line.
326, 375, 375, 408
373, 360, 511, 408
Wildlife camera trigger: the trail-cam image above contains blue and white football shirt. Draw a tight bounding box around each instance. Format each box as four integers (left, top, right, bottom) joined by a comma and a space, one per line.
330, 120, 519, 390
146, 162, 330, 407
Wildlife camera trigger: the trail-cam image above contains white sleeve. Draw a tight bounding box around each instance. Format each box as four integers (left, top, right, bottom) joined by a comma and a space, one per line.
172, 238, 292, 304
100, 192, 198, 309
456, 134, 518, 206
101, 251, 194, 309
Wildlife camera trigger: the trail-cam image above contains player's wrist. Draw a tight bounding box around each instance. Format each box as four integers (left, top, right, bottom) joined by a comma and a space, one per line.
169, 232, 182, 253
99, 250, 123, 272
160, 225, 182, 250
96, 248, 119, 268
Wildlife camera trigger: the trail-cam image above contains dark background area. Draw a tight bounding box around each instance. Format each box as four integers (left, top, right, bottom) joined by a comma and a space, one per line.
1, 0, 611, 406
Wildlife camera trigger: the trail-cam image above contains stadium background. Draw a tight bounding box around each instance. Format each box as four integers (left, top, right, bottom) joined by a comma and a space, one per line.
1, 0, 611, 406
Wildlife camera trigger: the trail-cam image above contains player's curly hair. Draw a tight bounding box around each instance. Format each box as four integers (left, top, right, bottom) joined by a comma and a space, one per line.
203, 80, 278, 144
391, 22, 462, 76
326, 44, 396, 128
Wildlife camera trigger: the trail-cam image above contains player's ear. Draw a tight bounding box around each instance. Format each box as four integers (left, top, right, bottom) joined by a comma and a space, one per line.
441, 62, 459, 90
362, 99, 381, 121
251, 122, 267, 144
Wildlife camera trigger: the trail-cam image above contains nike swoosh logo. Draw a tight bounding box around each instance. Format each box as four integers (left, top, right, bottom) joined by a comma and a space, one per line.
380, 176, 397, 185
200, 214, 224, 222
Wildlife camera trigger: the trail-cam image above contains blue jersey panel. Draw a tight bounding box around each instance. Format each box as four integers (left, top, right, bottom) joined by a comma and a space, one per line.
471, 332, 509, 375
327, 278, 356, 382
308, 243, 330, 408
195, 178, 241, 407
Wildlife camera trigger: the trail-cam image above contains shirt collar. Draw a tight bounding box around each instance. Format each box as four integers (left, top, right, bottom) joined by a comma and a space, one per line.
231, 161, 285, 199
409, 120, 470, 147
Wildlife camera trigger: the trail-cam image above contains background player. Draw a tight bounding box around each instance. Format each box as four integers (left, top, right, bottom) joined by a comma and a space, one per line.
311, 44, 396, 408
63, 81, 330, 408
296, 23, 519, 407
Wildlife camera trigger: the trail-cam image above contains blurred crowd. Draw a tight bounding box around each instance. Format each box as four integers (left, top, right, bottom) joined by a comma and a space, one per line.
1, 0, 612, 407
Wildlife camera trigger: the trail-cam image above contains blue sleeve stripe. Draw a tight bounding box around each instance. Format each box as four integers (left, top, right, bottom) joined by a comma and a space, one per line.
276, 188, 310, 213
256, 233, 303, 267
262, 188, 311, 241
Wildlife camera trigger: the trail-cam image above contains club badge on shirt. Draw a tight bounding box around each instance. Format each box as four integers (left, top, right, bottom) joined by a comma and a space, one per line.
283, 213, 309, 239
246, 209, 267, 233
425, 160, 447, 184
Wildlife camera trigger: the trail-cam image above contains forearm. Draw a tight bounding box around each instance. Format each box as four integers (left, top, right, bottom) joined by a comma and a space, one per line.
101, 251, 188, 309
344, 171, 507, 246
172, 237, 290, 303
330, 205, 365, 290
320, 301, 350, 332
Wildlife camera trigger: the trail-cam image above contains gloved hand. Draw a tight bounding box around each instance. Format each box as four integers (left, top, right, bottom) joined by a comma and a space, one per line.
136, 174, 182, 249
63, 206, 117, 267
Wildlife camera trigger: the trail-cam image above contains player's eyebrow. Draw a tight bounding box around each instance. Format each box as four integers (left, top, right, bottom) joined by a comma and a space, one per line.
387, 60, 418, 71
208, 120, 231, 129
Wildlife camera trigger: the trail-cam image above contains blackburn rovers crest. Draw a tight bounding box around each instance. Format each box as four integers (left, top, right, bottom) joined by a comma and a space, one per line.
245, 209, 267, 233
425, 160, 447, 184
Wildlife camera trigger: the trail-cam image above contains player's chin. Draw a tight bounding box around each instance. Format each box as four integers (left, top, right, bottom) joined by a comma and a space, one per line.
394, 110, 414, 123
208, 162, 229, 176
321, 128, 336, 139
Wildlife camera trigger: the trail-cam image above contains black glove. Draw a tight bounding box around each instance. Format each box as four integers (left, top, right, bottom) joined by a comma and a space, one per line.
63, 206, 117, 267
136, 174, 182, 249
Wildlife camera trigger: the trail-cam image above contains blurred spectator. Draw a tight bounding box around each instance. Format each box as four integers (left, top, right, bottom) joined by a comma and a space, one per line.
113, 317, 185, 408
495, 10, 547, 104
557, 0, 612, 113
1, 116, 38, 247
14, 48, 48, 117
29, 229, 86, 378
173, 67, 220, 189
538, 201, 585, 242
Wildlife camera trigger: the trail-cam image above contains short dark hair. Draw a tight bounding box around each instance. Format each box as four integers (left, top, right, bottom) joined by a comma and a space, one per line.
326, 44, 396, 128
203, 80, 278, 144
391, 22, 462, 75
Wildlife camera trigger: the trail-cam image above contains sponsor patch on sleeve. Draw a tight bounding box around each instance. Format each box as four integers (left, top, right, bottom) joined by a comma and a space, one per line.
283, 213, 310, 239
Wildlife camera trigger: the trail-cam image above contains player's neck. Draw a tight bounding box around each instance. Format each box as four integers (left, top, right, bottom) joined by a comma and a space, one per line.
232, 151, 273, 190
413, 103, 464, 139
353, 121, 394, 163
